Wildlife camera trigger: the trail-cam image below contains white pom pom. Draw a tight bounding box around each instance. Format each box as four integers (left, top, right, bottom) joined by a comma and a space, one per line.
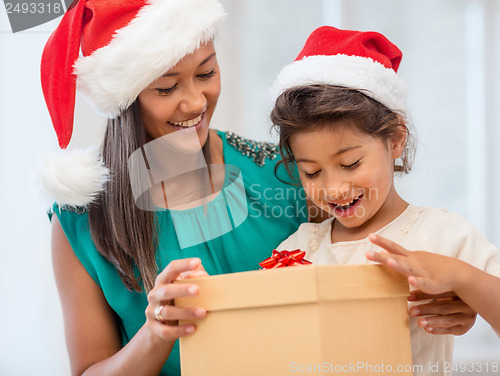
37, 147, 110, 207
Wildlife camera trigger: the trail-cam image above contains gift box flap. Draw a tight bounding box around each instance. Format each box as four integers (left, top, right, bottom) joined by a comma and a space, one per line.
315, 264, 409, 300
175, 265, 318, 311
175, 264, 408, 312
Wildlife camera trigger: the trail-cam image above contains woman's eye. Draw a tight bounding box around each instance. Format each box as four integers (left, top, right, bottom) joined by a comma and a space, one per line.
342, 160, 361, 169
156, 85, 176, 96
304, 170, 320, 179
198, 69, 216, 79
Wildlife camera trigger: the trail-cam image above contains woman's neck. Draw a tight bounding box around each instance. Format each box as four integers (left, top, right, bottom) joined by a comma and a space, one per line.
150, 129, 224, 209
208, 129, 224, 164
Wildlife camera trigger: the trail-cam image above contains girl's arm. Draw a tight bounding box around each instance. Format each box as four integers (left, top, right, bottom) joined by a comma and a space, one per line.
52, 216, 206, 376
366, 234, 500, 334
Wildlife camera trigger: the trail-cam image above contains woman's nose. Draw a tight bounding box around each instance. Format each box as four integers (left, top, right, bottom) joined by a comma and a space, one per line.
179, 82, 206, 114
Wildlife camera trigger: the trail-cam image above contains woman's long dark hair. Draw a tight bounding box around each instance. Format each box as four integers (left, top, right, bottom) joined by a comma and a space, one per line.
88, 101, 211, 292
88, 102, 157, 292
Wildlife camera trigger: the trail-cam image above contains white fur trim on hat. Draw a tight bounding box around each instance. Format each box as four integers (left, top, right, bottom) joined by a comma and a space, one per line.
38, 148, 109, 207
74, 0, 226, 117
269, 54, 407, 113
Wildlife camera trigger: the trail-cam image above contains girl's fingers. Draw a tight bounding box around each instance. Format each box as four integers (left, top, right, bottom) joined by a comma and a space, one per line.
368, 234, 410, 256
365, 249, 391, 263
407, 276, 432, 292
155, 258, 202, 285
385, 256, 415, 276
366, 250, 414, 277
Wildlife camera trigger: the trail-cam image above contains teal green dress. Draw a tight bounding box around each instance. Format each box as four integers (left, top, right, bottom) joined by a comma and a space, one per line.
50, 131, 307, 375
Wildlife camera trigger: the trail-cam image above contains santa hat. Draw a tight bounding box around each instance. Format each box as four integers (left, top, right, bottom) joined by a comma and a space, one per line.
270, 26, 407, 113
39, 0, 226, 207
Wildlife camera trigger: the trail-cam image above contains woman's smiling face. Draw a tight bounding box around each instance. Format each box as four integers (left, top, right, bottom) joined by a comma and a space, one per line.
137, 41, 221, 147
290, 123, 405, 232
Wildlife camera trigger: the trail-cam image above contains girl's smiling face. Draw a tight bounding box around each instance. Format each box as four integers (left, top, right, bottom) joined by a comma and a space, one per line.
290, 123, 407, 236
137, 41, 221, 147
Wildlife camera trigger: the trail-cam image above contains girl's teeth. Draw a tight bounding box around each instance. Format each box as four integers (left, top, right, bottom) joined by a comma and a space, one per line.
335, 195, 361, 208
171, 114, 202, 128
337, 200, 354, 208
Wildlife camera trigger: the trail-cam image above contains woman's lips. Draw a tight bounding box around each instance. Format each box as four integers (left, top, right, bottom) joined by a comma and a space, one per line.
169, 112, 205, 132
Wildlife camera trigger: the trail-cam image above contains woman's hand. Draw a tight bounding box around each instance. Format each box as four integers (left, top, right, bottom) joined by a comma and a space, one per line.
176, 261, 208, 280
146, 258, 208, 342
366, 234, 477, 336
408, 290, 476, 335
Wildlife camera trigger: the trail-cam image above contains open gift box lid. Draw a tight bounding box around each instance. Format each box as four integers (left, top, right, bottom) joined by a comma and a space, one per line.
175, 264, 409, 310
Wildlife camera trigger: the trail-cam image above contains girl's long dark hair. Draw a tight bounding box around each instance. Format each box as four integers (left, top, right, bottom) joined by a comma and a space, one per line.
88, 102, 213, 292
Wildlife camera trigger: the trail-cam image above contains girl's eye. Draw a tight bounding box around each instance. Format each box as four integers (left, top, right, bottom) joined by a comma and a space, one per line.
198, 69, 216, 79
304, 170, 320, 180
342, 160, 361, 169
156, 85, 176, 96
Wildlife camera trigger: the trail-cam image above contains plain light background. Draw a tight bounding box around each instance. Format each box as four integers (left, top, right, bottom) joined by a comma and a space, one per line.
1, 0, 499, 375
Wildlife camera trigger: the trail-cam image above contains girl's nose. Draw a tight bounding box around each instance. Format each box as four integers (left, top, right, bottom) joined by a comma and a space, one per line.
325, 181, 351, 201
180, 82, 206, 114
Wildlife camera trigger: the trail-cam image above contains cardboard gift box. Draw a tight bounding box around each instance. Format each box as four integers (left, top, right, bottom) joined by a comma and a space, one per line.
175, 264, 412, 376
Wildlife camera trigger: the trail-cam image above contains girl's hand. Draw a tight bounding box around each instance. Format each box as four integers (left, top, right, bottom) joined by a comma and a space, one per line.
145, 258, 208, 342
366, 234, 460, 293
366, 234, 477, 336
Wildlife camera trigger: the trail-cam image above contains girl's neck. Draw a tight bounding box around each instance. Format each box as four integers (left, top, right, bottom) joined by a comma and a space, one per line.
330, 192, 408, 243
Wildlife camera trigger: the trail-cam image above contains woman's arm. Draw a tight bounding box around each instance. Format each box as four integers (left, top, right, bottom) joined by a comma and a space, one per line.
52, 216, 206, 376
366, 234, 500, 333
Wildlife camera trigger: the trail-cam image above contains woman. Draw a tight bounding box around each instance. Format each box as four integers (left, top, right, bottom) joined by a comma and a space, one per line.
41, 1, 306, 375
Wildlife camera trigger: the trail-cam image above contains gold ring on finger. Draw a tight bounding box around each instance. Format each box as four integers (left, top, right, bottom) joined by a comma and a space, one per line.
155, 304, 166, 323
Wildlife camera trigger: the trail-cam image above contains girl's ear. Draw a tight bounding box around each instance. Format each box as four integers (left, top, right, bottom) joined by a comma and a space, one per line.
390, 121, 408, 159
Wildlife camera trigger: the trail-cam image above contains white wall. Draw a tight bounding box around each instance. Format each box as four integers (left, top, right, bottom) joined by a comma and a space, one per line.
0, 13, 71, 376
1, 1, 499, 375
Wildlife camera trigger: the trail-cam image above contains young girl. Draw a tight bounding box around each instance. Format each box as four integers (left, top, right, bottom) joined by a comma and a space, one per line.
269, 26, 500, 376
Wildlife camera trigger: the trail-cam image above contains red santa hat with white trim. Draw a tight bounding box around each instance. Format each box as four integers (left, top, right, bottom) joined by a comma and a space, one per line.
39, 0, 226, 207
270, 26, 407, 114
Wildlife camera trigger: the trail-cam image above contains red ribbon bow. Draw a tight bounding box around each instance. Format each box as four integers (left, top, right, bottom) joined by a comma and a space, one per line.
259, 249, 312, 269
